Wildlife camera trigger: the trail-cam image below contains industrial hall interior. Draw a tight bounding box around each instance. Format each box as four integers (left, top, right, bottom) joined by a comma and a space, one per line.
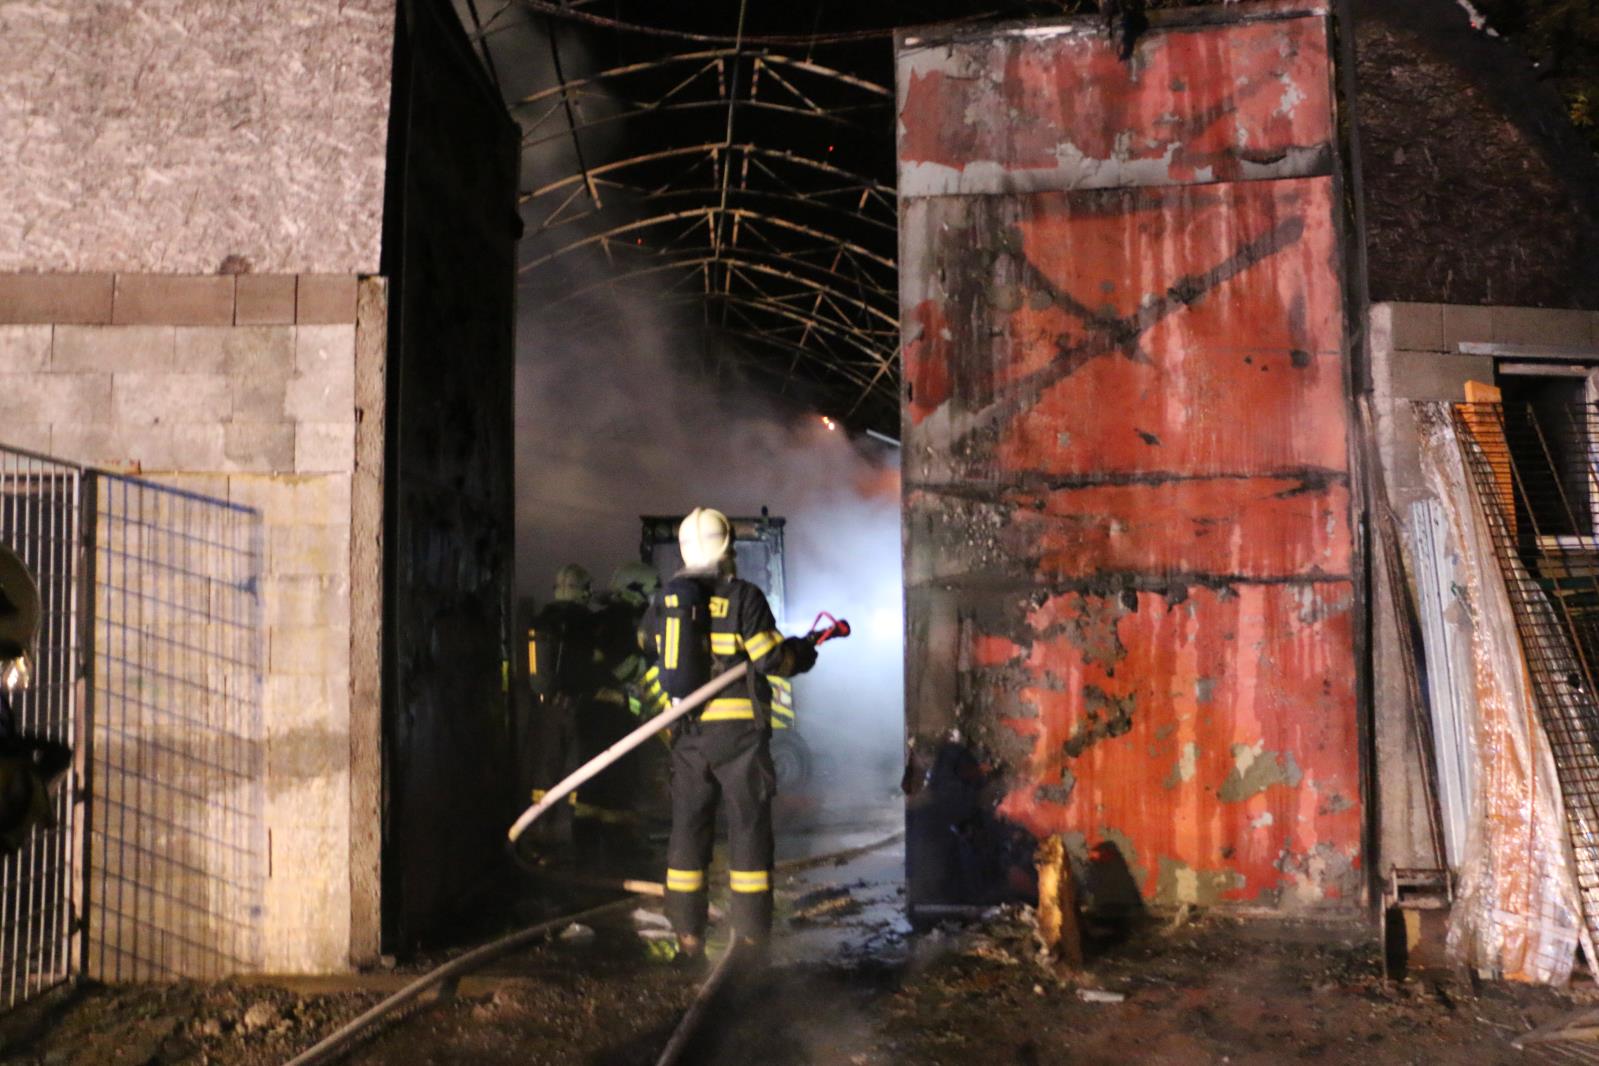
4, 0, 1599, 1063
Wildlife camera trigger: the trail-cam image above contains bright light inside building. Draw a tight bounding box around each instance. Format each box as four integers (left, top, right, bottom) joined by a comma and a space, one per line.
820, 415, 837, 431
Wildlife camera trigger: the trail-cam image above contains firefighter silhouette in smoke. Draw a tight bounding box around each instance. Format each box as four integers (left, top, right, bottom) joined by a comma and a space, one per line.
640, 508, 818, 962
0, 544, 72, 858
596, 561, 662, 719
525, 563, 646, 866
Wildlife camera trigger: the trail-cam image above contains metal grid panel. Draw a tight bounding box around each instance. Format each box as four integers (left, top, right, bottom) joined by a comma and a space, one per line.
0, 447, 84, 1009
1453, 402, 1599, 941
86, 474, 266, 982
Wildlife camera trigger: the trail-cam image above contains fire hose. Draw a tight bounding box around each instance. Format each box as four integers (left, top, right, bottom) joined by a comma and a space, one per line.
507, 612, 850, 848
284, 614, 860, 1066
281, 828, 904, 1065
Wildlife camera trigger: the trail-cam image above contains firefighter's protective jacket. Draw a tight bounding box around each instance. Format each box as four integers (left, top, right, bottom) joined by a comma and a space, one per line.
525, 600, 605, 699
639, 572, 798, 721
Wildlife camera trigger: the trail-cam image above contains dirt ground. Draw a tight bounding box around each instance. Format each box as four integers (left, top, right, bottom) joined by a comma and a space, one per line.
4, 838, 1597, 1066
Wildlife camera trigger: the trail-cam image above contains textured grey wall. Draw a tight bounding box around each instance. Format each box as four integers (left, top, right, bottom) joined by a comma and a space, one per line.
0, 0, 394, 275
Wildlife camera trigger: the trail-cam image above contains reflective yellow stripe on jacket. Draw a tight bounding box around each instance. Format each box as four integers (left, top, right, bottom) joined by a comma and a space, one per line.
767, 675, 794, 729
744, 629, 783, 662
664, 616, 681, 670
641, 665, 669, 715
701, 697, 755, 721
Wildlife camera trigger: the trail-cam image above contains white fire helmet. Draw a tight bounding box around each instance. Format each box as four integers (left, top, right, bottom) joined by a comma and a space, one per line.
552, 563, 592, 604
678, 507, 732, 572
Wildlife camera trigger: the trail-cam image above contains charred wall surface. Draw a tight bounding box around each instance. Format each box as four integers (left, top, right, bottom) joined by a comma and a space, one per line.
380, 0, 521, 951
897, 1, 1363, 914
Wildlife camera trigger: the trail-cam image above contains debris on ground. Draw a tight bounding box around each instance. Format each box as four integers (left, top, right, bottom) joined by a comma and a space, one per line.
790, 884, 863, 924
632, 907, 671, 929
632, 907, 674, 940
239, 1000, 280, 1033
1512, 1006, 1599, 1048
3, 835, 1595, 1066
962, 936, 1022, 967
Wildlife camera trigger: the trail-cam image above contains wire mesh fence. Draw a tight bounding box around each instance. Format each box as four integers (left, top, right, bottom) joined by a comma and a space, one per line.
0, 443, 267, 1007
86, 474, 266, 982
1453, 402, 1599, 937
0, 448, 85, 1009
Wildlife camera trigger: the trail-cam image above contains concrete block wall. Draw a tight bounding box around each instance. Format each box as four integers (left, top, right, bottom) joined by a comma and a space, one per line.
1368, 301, 1599, 871
0, 271, 384, 974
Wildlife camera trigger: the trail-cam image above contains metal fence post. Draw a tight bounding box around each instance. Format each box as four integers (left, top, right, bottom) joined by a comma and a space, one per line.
73, 469, 97, 981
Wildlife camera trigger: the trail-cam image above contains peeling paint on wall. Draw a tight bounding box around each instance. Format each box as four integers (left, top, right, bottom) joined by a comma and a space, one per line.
1219, 742, 1304, 803
1163, 740, 1199, 788
897, 8, 1336, 198
899, 2, 1360, 914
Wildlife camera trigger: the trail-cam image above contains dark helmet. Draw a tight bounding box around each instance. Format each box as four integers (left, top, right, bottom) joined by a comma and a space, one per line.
608, 561, 661, 609
552, 563, 593, 605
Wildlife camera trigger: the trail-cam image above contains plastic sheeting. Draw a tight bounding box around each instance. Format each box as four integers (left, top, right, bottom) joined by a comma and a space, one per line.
1417, 404, 1590, 984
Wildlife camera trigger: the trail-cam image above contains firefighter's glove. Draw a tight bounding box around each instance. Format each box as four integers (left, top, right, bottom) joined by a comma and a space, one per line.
783, 636, 819, 674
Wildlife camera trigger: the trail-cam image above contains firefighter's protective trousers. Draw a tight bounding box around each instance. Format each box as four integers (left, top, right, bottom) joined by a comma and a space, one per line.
648, 572, 800, 943
665, 718, 776, 941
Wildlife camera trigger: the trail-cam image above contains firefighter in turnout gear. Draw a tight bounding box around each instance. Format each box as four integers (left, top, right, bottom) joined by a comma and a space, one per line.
642, 508, 817, 961
526, 563, 649, 866
0, 544, 71, 857
596, 561, 662, 718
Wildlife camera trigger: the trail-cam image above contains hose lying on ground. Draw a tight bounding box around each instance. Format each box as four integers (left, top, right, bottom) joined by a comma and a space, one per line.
649, 828, 906, 1065
655, 939, 744, 1066
281, 894, 646, 1066
280, 829, 904, 1066
290, 617, 855, 1065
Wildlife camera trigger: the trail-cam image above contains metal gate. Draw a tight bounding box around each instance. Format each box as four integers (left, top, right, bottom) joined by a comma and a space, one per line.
0, 448, 86, 1008
0, 444, 266, 1008
86, 473, 266, 982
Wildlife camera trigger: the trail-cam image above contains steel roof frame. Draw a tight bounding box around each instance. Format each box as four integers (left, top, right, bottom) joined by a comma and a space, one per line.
497, 10, 903, 431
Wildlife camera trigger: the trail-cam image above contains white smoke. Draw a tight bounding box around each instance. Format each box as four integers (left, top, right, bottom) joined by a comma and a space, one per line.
504, 9, 904, 827
514, 247, 904, 825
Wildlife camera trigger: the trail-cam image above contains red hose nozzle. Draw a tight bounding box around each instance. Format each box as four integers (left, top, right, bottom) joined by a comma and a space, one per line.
809, 612, 851, 645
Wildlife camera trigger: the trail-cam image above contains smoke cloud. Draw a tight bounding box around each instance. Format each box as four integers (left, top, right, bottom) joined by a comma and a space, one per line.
514, 247, 905, 825
505, 9, 904, 825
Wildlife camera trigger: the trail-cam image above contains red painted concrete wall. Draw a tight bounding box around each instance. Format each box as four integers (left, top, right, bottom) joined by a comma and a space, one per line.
897, 2, 1361, 912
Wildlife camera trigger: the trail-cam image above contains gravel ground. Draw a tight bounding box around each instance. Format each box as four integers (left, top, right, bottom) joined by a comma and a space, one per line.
4, 840, 1595, 1066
